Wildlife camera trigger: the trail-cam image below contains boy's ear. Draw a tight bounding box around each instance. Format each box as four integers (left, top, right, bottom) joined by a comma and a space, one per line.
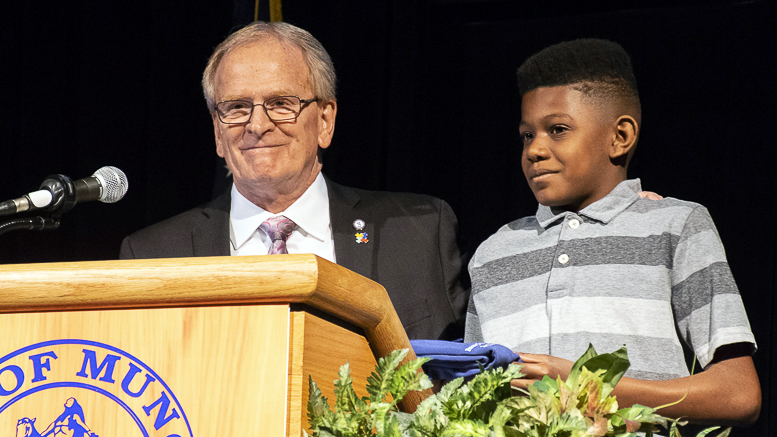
610, 115, 639, 161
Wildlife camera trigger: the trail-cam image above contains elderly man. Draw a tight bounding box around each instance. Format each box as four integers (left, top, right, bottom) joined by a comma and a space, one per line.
120, 21, 467, 340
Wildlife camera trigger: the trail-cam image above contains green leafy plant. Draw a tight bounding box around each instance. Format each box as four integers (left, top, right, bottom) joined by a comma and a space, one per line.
307, 345, 728, 437
307, 348, 433, 437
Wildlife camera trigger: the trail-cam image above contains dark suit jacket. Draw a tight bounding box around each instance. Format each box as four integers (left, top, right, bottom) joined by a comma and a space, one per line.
120, 177, 468, 340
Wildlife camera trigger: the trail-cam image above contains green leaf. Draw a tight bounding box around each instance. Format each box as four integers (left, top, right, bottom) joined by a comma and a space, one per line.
407, 391, 451, 436
372, 402, 394, 436
367, 349, 409, 403
578, 346, 630, 396
381, 413, 404, 437
612, 404, 667, 431
442, 365, 513, 421
390, 356, 433, 403
437, 377, 464, 402
566, 344, 599, 387
529, 376, 558, 396
334, 362, 360, 413
441, 419, 491, 437
489, 402, 520, 437
695, 426, 732, 437
310, 429, 338, 437
307, 376, 333, 429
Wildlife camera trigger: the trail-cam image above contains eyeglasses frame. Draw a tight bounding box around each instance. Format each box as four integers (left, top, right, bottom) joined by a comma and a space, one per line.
214, 96, 318, 124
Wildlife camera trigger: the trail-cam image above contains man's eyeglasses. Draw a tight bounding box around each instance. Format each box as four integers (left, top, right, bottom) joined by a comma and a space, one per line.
214, 96, 317, 124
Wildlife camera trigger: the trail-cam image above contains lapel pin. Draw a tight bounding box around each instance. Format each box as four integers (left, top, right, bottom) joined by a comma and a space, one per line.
353, 219, 369, 243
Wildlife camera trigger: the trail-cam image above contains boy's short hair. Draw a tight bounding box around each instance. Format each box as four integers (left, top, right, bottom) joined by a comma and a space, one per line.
517, 39, 640, 112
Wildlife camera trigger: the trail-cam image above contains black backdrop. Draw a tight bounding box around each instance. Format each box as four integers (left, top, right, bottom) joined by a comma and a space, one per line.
1, 1, 774, 434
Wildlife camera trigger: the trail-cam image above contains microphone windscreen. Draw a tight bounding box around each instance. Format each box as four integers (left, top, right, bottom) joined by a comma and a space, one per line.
93, 166, 128, 203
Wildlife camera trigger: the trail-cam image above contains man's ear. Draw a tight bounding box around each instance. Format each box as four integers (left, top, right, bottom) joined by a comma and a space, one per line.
212, 114, 226, 158
611, 115, 639, 161
317, 100, 337, 150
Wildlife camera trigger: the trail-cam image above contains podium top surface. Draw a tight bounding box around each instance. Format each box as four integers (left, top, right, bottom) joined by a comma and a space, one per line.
0, 255, 387, 328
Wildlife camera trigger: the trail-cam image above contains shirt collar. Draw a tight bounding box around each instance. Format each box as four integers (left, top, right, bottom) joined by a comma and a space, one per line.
230, 172, 331, 249
536, 178, 642, 228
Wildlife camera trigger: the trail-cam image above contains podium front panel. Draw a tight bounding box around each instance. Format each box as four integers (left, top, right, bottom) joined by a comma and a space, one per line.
0, 305, 290, 437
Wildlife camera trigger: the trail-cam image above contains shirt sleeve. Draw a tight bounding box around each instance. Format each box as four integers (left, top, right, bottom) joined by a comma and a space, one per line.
670, 205, 756, 368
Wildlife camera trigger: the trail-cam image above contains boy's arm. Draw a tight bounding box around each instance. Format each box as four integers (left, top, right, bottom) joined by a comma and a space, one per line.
511, 342, 761, 426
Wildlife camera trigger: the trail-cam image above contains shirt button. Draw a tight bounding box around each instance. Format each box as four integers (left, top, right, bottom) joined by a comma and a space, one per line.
558, 254, 570, 264
569, 219, 580, 229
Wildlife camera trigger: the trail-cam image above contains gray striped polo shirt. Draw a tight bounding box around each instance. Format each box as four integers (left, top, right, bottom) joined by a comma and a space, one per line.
464, 179, 756, 381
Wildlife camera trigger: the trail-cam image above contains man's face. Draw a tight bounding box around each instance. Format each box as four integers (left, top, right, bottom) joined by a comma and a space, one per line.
211, 39, 336, 203
520, 85, 616, 212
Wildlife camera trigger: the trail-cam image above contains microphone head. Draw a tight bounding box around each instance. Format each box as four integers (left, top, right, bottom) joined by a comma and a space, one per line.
93, 166, 128, 203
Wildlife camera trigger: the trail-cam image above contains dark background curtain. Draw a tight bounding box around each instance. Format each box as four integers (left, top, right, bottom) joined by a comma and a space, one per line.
1, 1, 774, 434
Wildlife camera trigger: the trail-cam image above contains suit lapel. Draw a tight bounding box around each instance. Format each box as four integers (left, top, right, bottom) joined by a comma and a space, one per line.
326, 177, 374, 279
192, 190, 231, 257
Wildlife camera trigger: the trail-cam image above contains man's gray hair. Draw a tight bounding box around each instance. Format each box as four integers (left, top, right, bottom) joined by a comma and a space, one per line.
202, 21, 337, 110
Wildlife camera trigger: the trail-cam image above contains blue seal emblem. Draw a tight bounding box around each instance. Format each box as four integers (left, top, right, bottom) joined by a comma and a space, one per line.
16, 398, 93, 437
0, 340, 192, 437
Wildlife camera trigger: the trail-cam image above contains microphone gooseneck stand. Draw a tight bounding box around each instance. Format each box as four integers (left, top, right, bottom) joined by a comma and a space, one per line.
0, 216, 61, 236
0, 174, 76, 237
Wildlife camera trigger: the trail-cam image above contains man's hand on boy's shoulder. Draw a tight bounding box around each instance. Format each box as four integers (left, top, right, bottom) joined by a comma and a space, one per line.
509, 352, 574, 390
639, 191, 664, 200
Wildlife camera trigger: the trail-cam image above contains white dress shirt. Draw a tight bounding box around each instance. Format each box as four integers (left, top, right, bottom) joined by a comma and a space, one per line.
229, 173, 336, 262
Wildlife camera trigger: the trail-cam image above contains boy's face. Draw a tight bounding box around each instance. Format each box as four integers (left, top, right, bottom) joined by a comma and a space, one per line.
520, 85, 618, 212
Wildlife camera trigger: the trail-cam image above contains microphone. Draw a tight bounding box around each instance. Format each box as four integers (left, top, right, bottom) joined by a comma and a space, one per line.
0, 166, 128, 216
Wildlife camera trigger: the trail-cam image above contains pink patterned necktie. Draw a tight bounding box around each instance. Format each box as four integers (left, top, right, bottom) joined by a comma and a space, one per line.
258, 215, 297, 255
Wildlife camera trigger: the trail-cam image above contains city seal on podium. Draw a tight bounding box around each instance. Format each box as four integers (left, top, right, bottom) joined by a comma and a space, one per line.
0, 340, 192, 437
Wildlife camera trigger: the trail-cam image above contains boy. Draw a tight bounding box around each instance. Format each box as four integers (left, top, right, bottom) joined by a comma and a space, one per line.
464, 39, 760, 427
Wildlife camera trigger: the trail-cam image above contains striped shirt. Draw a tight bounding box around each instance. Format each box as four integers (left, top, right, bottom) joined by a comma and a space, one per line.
464, 179, 756, 381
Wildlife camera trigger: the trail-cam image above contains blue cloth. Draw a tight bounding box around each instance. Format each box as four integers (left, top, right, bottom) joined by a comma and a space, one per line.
410, 339, 520, 380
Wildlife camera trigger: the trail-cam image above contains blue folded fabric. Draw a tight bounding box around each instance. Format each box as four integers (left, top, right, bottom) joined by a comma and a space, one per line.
410, 339, 520, 380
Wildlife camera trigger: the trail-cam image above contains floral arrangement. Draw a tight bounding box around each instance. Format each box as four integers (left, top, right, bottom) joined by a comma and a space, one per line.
306, 345, 728, 437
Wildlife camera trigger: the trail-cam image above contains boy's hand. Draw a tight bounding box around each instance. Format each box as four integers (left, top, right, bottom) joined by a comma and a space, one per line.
510, 352, 574, 390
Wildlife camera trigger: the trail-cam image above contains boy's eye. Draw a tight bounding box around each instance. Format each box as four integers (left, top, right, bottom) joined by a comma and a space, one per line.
520, 132, 534, 143
549, 125, 568, 135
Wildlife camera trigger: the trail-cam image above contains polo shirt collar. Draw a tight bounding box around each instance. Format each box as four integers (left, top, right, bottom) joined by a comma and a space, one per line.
536, 179, 642, 228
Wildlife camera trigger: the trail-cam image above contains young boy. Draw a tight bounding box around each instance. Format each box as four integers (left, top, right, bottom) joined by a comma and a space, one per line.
464, 39, 761, 427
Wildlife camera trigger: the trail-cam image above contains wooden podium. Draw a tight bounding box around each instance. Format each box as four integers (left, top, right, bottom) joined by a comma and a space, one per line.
0, 255, 425, 437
